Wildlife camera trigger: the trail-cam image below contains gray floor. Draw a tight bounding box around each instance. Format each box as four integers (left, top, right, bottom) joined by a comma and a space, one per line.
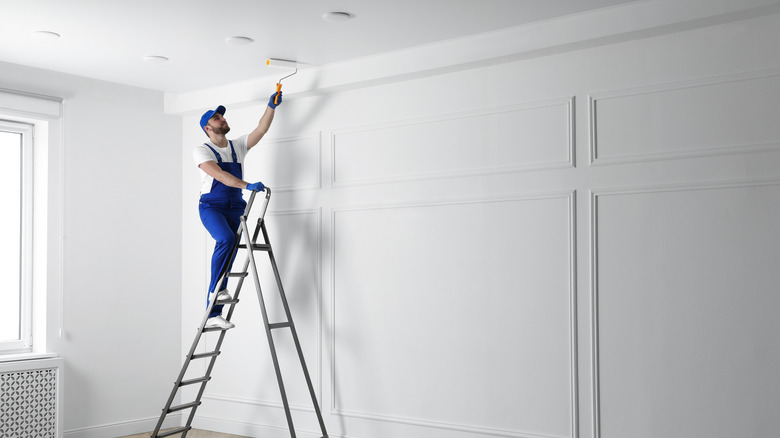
120, 429, 250, 438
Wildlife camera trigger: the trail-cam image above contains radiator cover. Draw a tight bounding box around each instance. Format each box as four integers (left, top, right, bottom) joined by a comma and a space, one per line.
0, 357, 63, 438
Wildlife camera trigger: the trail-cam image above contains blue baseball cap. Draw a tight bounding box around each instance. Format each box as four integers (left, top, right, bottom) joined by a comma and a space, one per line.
200, 105, 226, 131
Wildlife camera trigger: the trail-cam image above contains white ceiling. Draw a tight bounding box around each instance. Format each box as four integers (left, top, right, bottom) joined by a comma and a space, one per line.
0, 0, 638, 93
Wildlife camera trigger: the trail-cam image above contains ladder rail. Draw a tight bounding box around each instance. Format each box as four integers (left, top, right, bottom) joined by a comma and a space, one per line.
181, 211, 262, 432
151, 190, 266, 437
151, 263, 233, 437
240, 215, 298, 437
262, 222, 329, 437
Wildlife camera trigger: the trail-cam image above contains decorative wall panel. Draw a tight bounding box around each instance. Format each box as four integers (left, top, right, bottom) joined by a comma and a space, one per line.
244, 133, 321, 191
332, 99, 574, 185
333, 194, 576, 437
592, 182, 780, 438
591, 70, 780, 164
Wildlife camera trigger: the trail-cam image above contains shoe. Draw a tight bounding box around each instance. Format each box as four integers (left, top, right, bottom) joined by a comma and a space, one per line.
205, 315, 235, 330
215, 289, 233, 301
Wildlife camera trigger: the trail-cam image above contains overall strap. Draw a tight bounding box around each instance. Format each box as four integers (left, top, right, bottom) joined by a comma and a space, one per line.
228, 140, 238, 163
203, 143, 222, 164
204, 141, 238, 164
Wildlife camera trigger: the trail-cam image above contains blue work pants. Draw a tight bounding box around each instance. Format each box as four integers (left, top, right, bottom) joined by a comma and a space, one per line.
199, 201, 243, 317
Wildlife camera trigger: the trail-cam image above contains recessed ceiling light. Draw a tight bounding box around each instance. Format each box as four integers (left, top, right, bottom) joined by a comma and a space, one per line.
322, 11, 354, 22
143, 55, 169, 63
32, 30, 61, 39
226, 36, 254, 46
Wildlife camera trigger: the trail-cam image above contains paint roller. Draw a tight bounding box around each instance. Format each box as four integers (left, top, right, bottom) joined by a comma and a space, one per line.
266, 58, 298, 105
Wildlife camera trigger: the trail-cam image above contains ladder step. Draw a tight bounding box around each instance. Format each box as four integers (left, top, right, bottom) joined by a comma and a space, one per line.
191, 351, 220, 360
167, 401, 201, 413
203, 325, 231, 332
156, 426, 192, 437
216, 298, 239, 305
268, 322, 292, 330
238, 243, 272, 251
227, 272, 248, 278
179, 376, 211, 387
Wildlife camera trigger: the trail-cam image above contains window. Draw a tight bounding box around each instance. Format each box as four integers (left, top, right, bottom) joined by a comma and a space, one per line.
0, 120, 34, 354
0, 88, 62, 358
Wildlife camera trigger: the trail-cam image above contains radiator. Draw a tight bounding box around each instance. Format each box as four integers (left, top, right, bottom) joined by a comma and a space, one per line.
0, 357, 63, 438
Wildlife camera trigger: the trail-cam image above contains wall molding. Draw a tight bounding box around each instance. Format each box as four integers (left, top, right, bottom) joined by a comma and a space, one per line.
330, 97, 575, 187
589, 67, 780, 166
202, 392, 316, 413
330, 191, 578, 438
193, 414, 332, 438
332, 408, 566, 438
588, 177, 780, 438
256, 133, 322, 193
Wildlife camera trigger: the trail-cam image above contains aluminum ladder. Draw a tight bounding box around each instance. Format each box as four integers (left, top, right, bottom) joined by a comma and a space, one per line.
151, 188, 328, 438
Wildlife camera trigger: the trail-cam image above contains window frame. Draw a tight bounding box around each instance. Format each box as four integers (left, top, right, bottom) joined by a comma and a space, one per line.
0, 119, 35, 354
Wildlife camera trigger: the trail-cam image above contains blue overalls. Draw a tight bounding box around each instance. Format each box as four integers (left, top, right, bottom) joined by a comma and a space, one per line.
199, 141, 246, 318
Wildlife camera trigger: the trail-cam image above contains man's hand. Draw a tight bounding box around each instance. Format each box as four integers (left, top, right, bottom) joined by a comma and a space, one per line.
246, 181, 266, 192
268, 91, 282, 109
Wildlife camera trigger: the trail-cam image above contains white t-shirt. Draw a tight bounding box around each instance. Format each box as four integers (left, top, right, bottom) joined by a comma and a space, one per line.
193, 135, 249, 195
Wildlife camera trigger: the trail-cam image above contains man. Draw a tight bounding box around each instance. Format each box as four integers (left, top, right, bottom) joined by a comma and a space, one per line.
193, 90, 282, 329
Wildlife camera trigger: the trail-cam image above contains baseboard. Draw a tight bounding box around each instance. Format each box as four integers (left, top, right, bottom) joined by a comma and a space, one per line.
64, 414, 181, 438
193, 415, 327, 438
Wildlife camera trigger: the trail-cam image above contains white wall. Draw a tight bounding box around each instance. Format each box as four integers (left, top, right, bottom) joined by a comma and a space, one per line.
176, 8, 780, 438
0, 61, 183, 437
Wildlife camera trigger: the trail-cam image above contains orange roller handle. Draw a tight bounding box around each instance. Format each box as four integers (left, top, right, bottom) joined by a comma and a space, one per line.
275, 83, 282, 105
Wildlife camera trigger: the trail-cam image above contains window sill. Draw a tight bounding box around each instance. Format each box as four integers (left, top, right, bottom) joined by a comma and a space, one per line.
0, 352, 58, 363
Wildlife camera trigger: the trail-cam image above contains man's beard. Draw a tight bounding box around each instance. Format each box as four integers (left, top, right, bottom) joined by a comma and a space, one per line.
212, 124, 230, 135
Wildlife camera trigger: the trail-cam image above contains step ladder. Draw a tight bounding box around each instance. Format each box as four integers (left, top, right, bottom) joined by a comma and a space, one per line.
151, 188, 328, 438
